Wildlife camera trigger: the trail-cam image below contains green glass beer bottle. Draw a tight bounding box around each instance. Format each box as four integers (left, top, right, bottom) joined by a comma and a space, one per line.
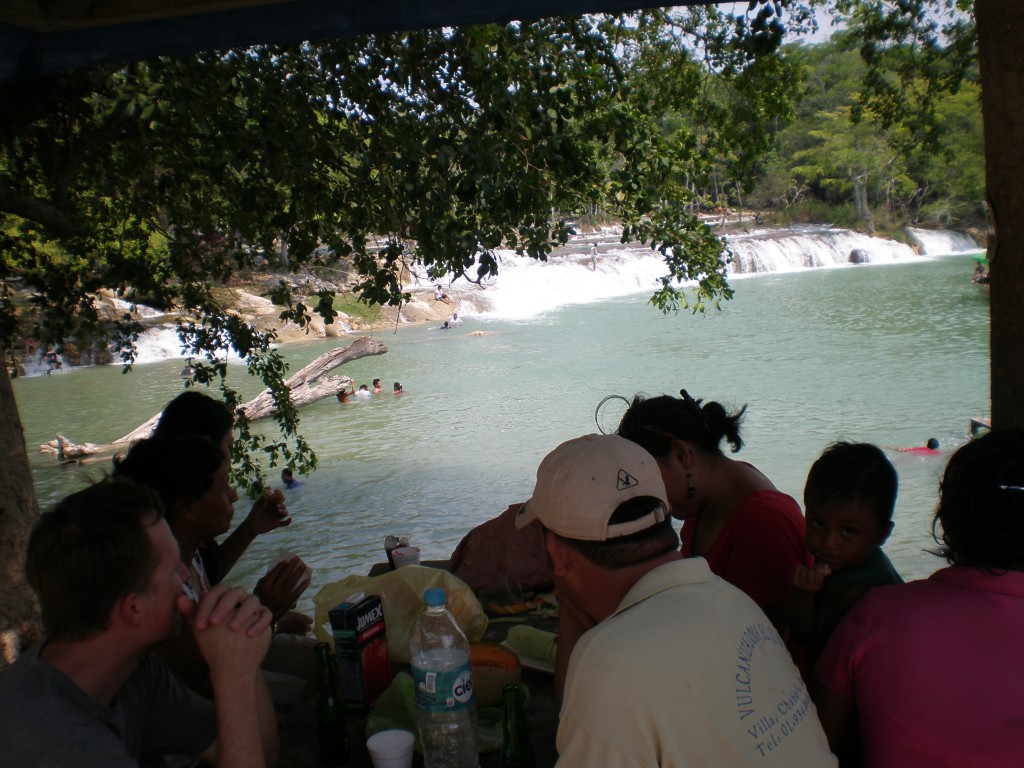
501, 682, 535, 768
314, 642, 351, 767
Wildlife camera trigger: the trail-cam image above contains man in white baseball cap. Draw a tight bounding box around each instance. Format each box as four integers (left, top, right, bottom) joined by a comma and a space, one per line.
517, 434, 836, 768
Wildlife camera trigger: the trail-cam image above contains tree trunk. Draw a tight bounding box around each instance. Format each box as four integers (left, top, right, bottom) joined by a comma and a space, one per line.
977, 2, 1024, 429
42, 336, 389, 457
853, 173, 874, 234
278, 233, 289, 269
0, 364, 41, 667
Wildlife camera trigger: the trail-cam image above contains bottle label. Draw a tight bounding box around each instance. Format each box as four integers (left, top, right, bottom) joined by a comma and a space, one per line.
413, 661, 475, 715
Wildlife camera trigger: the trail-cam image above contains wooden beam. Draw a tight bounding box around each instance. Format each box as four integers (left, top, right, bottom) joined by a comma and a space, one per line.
977, 1, 1024, 429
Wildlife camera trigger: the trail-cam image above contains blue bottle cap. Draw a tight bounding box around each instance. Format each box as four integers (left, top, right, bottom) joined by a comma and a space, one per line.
424, 588, 446, 606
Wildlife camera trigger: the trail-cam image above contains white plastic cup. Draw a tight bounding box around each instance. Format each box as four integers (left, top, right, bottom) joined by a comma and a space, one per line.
391, 546, 421, 568
366, 729, 415, 768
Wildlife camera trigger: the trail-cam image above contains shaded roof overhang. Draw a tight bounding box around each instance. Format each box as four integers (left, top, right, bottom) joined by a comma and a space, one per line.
0, 1, 708, 82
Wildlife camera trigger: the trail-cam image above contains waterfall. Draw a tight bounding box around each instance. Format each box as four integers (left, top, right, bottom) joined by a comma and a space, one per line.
727, 225, 926, 274
23, 225, 979, 373
133, 326, 190, 363
906, 228, 981, 256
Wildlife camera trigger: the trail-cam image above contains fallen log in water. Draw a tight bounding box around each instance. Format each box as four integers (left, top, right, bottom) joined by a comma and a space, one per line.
38, 434, 102, 460
39, 336, 388, 458
240, 336, 387, 420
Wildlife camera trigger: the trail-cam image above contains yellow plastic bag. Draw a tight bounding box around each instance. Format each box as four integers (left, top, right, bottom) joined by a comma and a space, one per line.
313, 565, 488, 663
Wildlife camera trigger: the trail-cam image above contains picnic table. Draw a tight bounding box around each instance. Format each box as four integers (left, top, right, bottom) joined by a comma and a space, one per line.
278, 562, 559, 768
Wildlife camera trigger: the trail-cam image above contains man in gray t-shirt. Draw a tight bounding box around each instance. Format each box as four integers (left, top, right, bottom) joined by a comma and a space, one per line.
0, 478, 279, 767
1, 646, 215, 766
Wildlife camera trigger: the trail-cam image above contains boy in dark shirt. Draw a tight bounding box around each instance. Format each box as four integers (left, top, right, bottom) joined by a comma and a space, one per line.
789, 441, 904, 664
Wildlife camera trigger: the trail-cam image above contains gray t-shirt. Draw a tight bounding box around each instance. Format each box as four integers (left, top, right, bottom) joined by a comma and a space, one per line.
0, 642, 217, 767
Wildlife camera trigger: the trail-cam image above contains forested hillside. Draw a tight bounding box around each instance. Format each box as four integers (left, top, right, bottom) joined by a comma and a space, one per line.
677, 37, 983, 235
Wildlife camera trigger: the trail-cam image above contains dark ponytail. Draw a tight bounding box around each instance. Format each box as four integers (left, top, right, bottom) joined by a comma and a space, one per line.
616, 389, 747, 457
700, 399, 746, 454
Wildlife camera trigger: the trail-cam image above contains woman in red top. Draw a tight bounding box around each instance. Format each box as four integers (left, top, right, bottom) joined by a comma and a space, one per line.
617, 389, 810, 635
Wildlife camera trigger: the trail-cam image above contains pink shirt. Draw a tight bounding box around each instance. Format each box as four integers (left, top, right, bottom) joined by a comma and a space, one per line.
816, 566, 1024, 767
895, 446, 941, 455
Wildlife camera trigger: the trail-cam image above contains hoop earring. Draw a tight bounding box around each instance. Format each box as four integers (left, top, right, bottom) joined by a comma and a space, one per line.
687, 472, 695, 499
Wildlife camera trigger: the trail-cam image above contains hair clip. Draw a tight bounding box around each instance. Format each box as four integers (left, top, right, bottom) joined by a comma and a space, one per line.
679, 388, 713, 441
639, 421, 677, 441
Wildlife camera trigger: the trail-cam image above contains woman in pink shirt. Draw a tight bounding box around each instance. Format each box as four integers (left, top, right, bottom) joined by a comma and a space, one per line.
815, 429, 1024, 767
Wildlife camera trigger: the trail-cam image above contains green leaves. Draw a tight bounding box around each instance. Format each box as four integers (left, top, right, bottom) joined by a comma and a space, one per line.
0, 10, 819, 485
749, 22, 981, 229
826, 0, 976, 152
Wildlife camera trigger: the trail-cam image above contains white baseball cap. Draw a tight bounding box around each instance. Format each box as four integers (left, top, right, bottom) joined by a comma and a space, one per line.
515, 434, 669, 541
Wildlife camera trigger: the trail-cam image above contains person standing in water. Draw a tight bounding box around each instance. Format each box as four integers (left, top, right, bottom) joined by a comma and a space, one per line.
336, 383, 355, 404
281, 467, 299, 489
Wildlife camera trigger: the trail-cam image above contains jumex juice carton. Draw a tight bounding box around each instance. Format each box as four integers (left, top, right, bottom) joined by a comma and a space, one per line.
328, 592, 393, 711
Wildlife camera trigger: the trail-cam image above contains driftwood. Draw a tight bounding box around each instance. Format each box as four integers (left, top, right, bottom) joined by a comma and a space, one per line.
240, 336, 387, 420
39, 336, 388, 458
38, 434, 102, 460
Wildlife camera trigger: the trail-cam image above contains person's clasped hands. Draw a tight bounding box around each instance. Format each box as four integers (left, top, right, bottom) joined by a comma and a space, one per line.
179, 582, 274, 670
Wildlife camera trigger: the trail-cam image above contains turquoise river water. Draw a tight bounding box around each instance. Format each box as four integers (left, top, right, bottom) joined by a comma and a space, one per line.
12, 236, 990, 613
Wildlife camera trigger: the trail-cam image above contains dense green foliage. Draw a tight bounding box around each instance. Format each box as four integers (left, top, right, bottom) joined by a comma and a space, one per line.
654, 3, 981, 234
0, 5, 806, 485
742, 35, 983, 232
0, 1, 981, 485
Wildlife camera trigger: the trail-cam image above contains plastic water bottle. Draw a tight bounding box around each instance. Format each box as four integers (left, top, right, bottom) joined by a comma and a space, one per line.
410, 587, 480, 768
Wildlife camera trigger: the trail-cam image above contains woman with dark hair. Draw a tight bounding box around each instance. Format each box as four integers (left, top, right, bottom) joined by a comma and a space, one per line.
114, 434, 244, 692
115, 434, 311, 700
154, 390, 293, 583
617, 389, 809, 633
153, 390, 311, 638
157, 390, 235, 452
114, 435, 239, 595
815, 430, 1024, 766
